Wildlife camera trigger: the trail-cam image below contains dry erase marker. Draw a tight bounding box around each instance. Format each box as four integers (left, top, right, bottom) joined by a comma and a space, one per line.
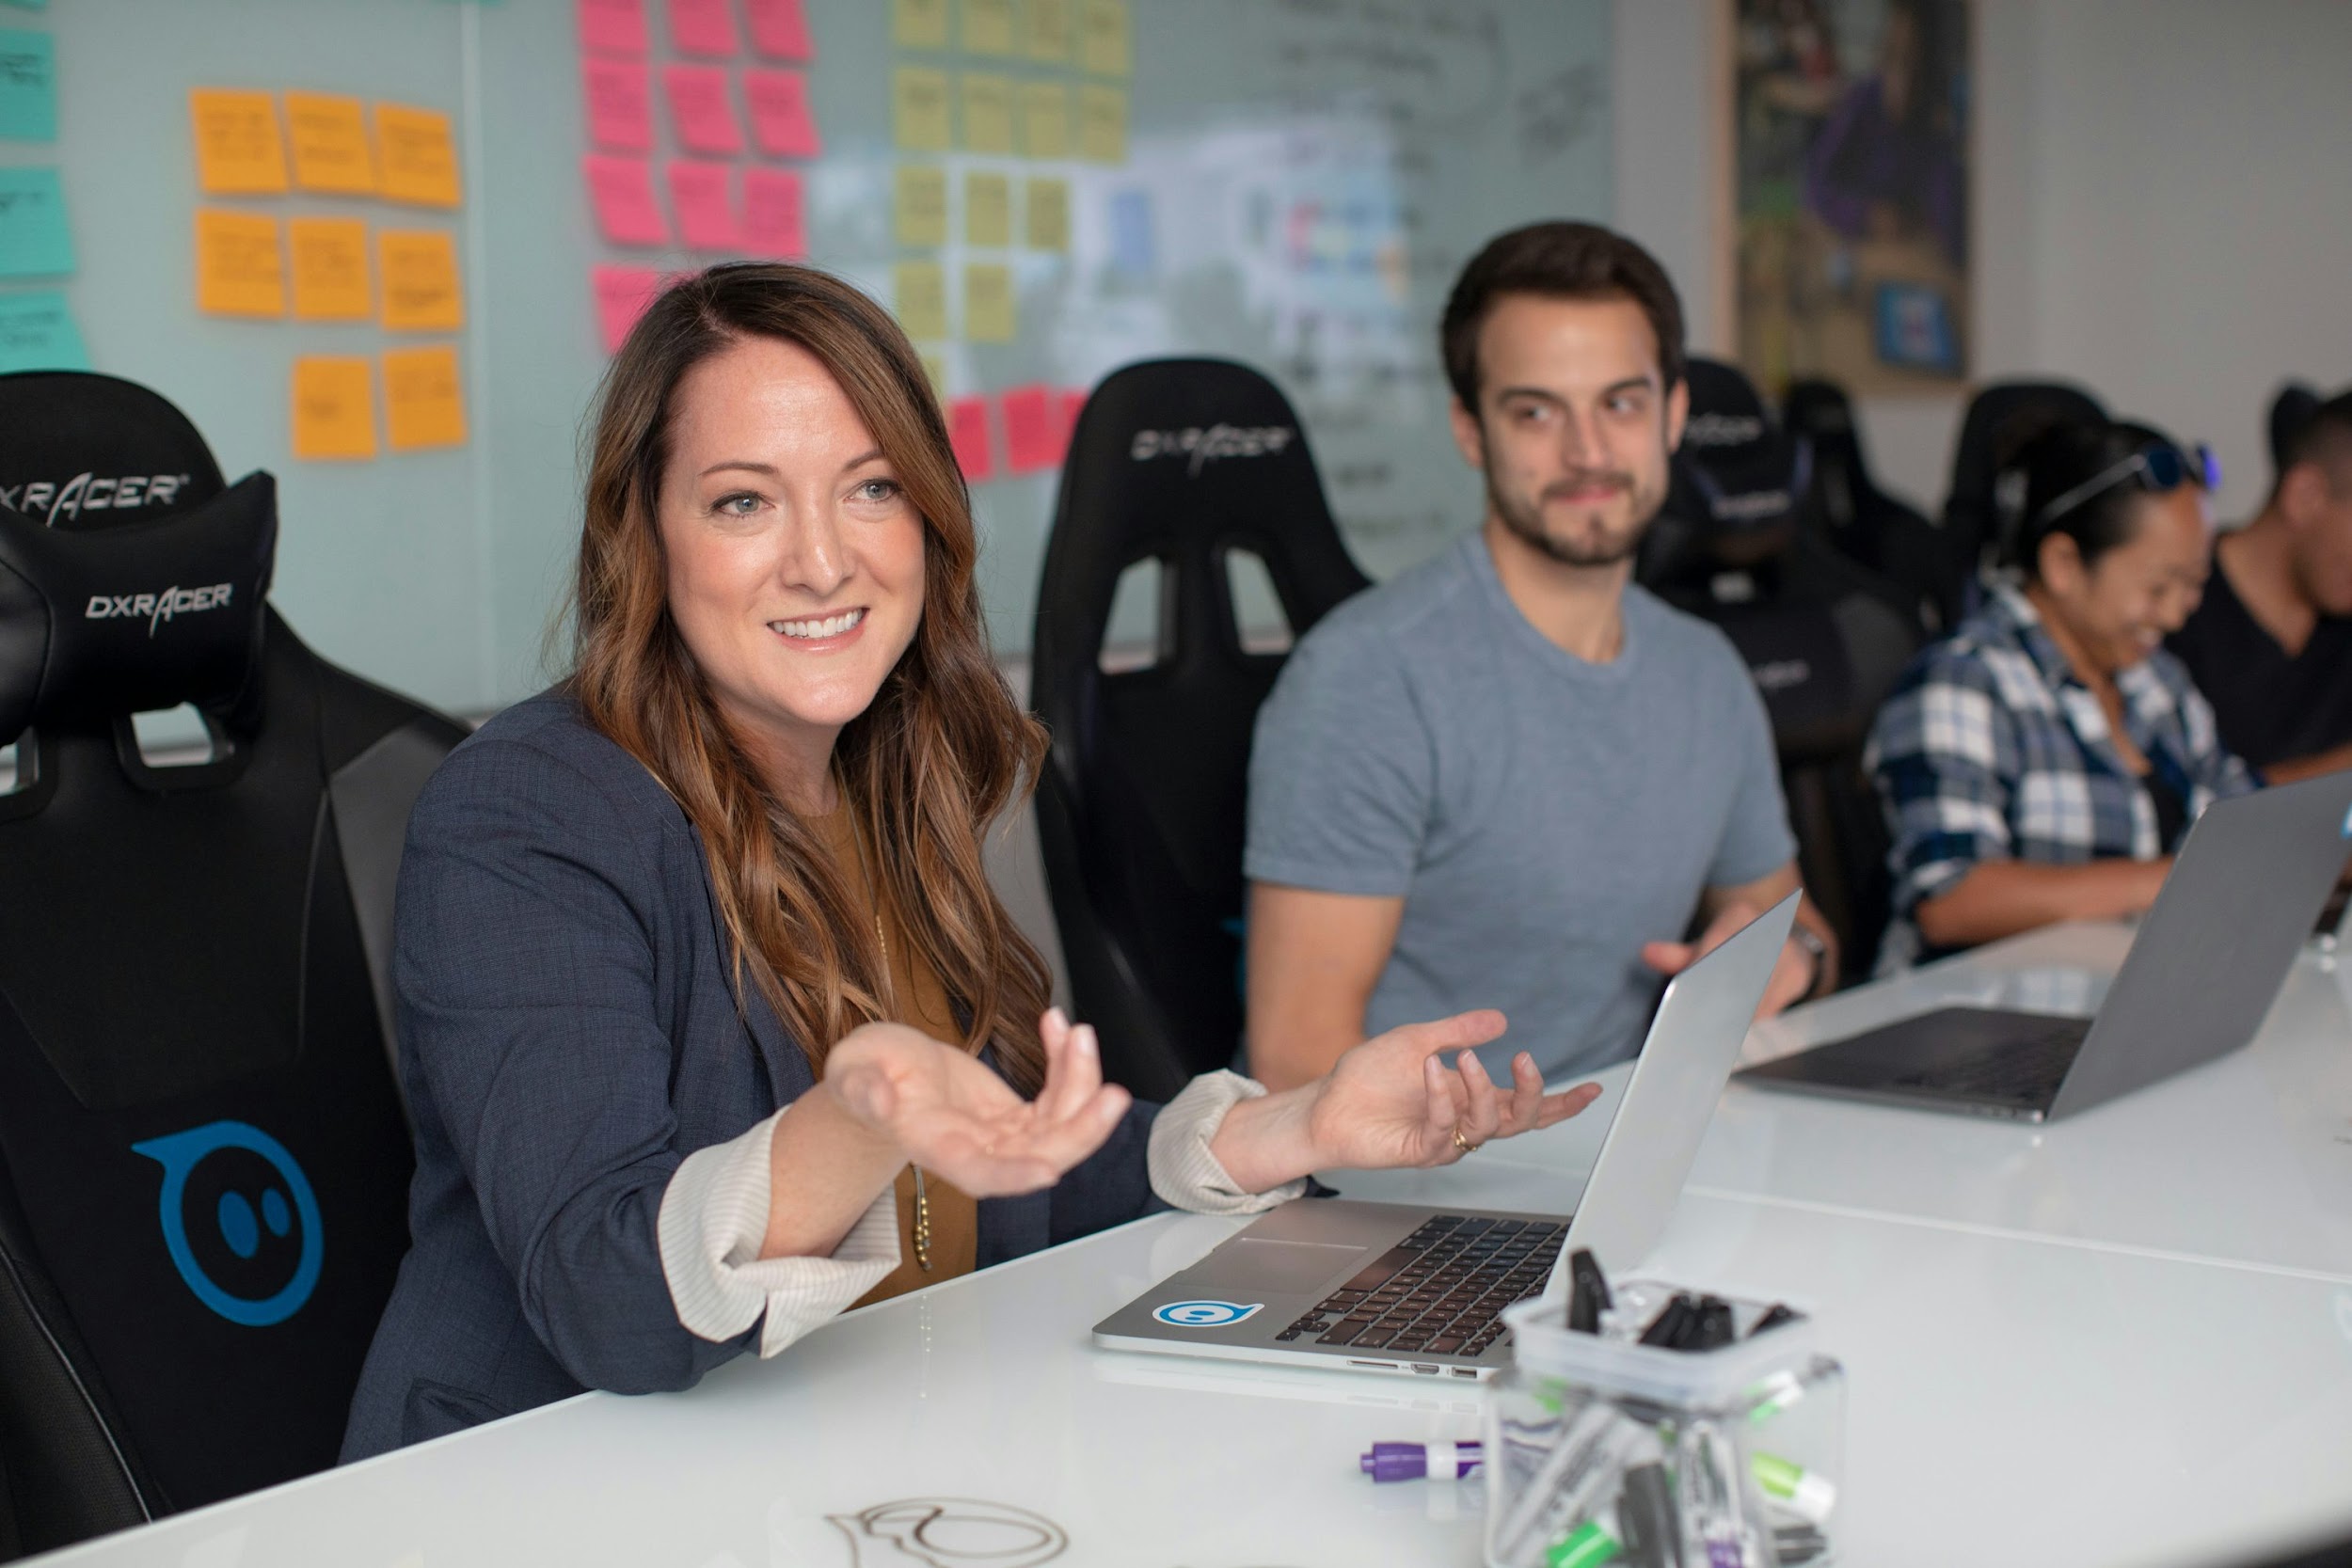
1752, 1451, 1836, 1526
1546, 1517, 1622, 1568
1359, 1440, 1482, 1481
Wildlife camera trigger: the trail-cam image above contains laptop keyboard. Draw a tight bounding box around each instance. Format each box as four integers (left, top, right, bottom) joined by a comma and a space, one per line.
1272, 1214, 1565, 1359
1899, 1021, 2088, 1101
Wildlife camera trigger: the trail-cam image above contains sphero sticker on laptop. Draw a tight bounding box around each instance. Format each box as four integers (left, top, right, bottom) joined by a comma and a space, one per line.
2342, 802, 2352, 838
1151, 1299, 1263, 1328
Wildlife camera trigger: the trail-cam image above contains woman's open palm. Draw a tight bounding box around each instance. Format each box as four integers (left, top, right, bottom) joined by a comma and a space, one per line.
1306, 1010, 1602, 1170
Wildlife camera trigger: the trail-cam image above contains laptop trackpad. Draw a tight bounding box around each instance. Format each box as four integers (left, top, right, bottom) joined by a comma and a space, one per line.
1193, 1239, 1367, 1294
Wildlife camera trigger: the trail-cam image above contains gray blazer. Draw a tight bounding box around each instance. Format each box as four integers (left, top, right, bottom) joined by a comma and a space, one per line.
341, 690, 1163, 1461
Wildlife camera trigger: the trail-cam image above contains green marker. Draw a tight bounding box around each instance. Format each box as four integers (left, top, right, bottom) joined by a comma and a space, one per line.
1753, 1450, 1837, 1525
1546, 1518, 1621, 1568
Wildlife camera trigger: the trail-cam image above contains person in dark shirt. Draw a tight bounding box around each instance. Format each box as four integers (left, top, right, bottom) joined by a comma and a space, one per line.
2169, 385, 2352, 783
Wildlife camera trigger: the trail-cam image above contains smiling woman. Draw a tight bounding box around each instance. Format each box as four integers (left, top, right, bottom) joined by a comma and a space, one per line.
338, 262, 1601, 1461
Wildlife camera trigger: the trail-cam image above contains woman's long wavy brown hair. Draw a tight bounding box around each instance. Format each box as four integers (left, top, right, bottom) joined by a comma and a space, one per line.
569, 262, 1053, 1094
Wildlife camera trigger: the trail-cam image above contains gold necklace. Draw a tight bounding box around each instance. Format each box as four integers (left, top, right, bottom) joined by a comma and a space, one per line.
854, 816, 932, 1273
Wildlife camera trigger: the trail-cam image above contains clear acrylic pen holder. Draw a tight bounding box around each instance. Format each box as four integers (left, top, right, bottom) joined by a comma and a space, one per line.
1485, 1283, 1845, 1568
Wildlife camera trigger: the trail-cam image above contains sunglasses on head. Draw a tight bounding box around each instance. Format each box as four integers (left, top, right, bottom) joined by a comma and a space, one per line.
2034, 440, 2221, 531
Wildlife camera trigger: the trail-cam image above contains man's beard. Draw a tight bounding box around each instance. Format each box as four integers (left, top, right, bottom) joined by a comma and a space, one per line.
1487, 465, 1660, 568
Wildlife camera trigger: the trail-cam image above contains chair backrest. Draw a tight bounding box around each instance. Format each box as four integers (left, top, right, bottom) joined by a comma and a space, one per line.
1940, 378, 2106, 610
1783, 376, 1954, 632
1640, 359, 1921, 978
1030, 360, 1368, 1100
0, 373, 465, 1554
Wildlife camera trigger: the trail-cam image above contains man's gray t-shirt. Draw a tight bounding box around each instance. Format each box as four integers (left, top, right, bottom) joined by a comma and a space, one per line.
1246, 531, 1795, 1081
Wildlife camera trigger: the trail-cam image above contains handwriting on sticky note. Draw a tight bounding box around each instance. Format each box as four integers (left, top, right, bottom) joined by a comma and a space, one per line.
583, 59, 653, 152
189, 89, 288, 195
0, 290, 88, 374
743, 69, 820, 158
894, 165, 946, 247
378, 230, 464, 332
959, 72, 1013, 154
0, 28, 58, 143
745, 0, 812, 62
289, 217, 372, 322
893, 67, 951, 152
966, 172, 1009, 247
1001, 384, 1059, 472
0, 166, 72, 278
591, 263, 666, 353
579, 0, 648, 56
947, 395, 993, 480
383, 345, 468, 452
893, 0, 948, 50
1025, 177, 1069, 250
963, 262, 1014, 342
194, 209, 283, 317
584, 154, 668, 246
1080, 0, 1130, 76
1019, 82, 1067, 159
742, 167, 805, 259
663, 64, 742, 154
1022, 0, 1072, 63
291, 356, 377, 461
667, 0, 737, 56
668, 161, 739, 252
893, 261, 946, 341
374, 103, 461, 208
1078, 85, 1125, 163
961, 0, 1015, 56
283, 92, 374, 195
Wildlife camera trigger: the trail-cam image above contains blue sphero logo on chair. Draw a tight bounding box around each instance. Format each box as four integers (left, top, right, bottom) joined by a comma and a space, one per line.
1151, 1299, 1263, 1328
132, 1120, 323, 1327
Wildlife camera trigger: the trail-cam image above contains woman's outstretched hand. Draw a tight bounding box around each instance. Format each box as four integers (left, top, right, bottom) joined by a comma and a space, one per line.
822, 1009, 1131, 1198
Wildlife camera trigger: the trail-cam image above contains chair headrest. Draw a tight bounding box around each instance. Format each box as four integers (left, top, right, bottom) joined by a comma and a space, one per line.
1648, 358, 1810, 582
0, 373, 273, 746
1943, 379, 2105, 529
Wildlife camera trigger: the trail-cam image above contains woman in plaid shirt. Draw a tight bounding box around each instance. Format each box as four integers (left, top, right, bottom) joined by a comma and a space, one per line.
1868, 417, 2258, 968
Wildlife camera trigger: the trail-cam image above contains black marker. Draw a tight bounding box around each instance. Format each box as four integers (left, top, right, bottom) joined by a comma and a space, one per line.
1750, 1302, 1802, 1337
1566, 1248, 1613, 1333
1686, 1295, 1737, 1351
1617, 1462, 1682, 1567
1637, 1292, 1698, 1347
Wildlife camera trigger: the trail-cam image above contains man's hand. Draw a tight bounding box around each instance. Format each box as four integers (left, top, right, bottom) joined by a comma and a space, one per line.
1642, 899, 1817, 1018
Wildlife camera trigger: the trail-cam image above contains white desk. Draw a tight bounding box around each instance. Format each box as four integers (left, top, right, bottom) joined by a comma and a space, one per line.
38, 926, 2352, 1568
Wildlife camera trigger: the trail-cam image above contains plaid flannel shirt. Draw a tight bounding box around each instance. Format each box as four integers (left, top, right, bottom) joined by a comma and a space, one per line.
1867, 585, 2258, 968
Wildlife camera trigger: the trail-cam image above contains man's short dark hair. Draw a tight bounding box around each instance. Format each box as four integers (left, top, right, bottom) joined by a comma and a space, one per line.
1440, 222, 1687, 410
2272, 384, 2352, 499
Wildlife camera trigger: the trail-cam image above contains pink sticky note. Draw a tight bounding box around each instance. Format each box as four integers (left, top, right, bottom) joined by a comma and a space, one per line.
583, 59, 654, 152
592, 264, 666, 353
668, 160, 740, 252
948, 396, 993, 483
663, 64, 744, 155
745, 0, 813, 62
584, 154, 669, 246
742, 167, 806, 259
668, 0, 739, 56
744, 69, 821, 158
1057, 388, 1088, 452
1002, 385, 1059, 473
579, 0, 648, 56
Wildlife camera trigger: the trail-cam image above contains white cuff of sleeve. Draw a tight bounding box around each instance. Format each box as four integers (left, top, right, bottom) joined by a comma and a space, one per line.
657, 1106, 903, 1359
1147, 1069, 1309, 1214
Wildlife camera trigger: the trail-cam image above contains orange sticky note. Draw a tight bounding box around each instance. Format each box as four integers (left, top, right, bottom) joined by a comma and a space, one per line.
283, 92, 375, 195
663, 64, 743, 155
1001, 383, 1060, 472
373, 103, 461, 209
189, 89, 288, 195
591, 263, 666, 353
579, 0, 649, 56
667, 0, 738, 56
378, 230, 465, 331
585, 155, 668, 245
745, 0, 813, 61
668, 161, 739, 252
742, 167, 805, 259
744, 69, 820, 157
194, 209, 285, 318
288, 217, 372, 322
583, 59, 654, 152
947, 395, 993, 481
383, 345, 468, 451
291, 356, 377, 461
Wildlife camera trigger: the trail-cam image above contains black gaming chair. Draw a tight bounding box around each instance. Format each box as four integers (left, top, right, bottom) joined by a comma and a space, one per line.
1783, 377, 1954, 635
1031, 360, 1369, 1101
0, 373, 465, 1556
1940, 379, 2107, 624
1640, 359, 1923, 980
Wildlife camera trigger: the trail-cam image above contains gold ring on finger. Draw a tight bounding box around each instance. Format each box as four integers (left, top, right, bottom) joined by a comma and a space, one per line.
1451, 1126, 1479, 1156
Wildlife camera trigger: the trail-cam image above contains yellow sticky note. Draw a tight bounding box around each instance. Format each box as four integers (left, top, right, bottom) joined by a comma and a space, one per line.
1022, 0, 1073, 62
963, 262, 1014, 342
373, 103, 461, 209
966, 172, 1009, 247
961, 0, 1016, 55
1078, 84, 1126, 164
283, 91, 375, 196
892, 0, 949, 49
194, 209, 285, 318
1080, 0, 1131, 76
189, 89, 288, 196
1019, 82, 1068, 159
378, 230, 464, 332
892, 67, 951, 153
383, 345, 468, 451
919, 352, 949, 403
894, 165, 947, 247
291, 356, 377, 461
893, 261, 947, 341
959, 73, 1014, 155
1025, 177, 1070, 251
288, 217, 373, 322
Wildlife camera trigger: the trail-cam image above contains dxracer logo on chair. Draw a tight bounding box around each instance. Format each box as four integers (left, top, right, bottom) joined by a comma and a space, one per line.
132, 1120, 323, 1327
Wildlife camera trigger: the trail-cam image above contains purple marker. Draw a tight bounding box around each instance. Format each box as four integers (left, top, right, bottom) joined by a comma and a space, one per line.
1359, 1440, 1483, 1481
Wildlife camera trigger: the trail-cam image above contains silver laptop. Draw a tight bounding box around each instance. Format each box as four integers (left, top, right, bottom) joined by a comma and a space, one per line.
1092, 894, 1797, 1381
1738, 769, 2352, 1123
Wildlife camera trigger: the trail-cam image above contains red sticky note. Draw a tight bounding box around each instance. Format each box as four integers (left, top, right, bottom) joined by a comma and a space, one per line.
742, 167, 807, 259
1058, 388, 1088, 451
669, 160, 740, 252
663, 65, 744, 155
1001, 385, 1060, 473
583, 59, 654, 152
584, 154, 669, 246
947, 396, 993, 482
744, 69, 821, 158
667, 0, 739, 56
592, 264, 666, 354
579, 0, 648, 56
745, 0, 813, 62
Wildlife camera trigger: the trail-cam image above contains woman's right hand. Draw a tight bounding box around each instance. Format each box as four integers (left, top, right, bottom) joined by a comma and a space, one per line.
821, 1010, 1131, 1197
